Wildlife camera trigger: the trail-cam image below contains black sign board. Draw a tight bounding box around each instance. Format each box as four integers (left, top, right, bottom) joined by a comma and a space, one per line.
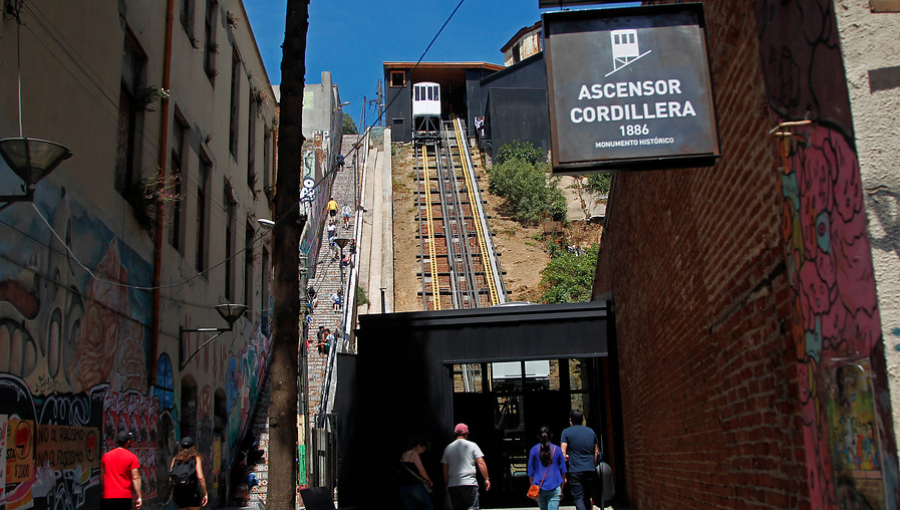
539, 0, 627, 7
543, 3, 720, 173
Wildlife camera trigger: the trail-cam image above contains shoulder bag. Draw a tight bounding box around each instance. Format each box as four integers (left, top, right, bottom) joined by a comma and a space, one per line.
527, 445, 555, 499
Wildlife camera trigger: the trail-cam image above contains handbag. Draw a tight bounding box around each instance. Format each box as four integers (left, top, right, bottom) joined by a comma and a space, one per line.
527, 446, 555, 499
401, 462, 433, 494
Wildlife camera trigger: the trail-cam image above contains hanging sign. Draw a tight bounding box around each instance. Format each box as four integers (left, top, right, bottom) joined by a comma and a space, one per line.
543, 3, 720, 173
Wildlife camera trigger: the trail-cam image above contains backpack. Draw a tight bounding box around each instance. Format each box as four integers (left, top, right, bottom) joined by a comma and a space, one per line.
169, 459, 198, 489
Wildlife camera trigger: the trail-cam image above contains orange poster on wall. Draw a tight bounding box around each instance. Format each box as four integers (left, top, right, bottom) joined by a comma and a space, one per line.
5, 419, 34, 483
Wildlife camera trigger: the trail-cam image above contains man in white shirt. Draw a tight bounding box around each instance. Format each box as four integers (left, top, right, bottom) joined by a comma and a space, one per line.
441, 423, 490, 510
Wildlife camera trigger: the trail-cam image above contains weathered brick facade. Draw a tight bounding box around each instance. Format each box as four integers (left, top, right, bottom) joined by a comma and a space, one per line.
593, 1, 899, 508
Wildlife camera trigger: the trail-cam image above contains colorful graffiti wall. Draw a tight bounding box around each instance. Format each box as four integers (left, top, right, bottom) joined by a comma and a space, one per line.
0, 180, 272, 509
756, 0, 900, 507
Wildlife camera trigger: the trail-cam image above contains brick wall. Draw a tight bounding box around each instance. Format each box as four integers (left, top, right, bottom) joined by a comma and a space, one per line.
594, 1, 811, 508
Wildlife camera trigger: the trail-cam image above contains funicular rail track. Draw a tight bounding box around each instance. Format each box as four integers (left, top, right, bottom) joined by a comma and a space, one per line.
414, 118, 507, 310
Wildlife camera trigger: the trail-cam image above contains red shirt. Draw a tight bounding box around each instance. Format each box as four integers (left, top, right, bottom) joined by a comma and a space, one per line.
101, 447, 140, 498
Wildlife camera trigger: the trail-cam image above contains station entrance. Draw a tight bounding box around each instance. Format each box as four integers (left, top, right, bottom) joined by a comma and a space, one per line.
340, 301, 623, 510
450, 358, 607, 507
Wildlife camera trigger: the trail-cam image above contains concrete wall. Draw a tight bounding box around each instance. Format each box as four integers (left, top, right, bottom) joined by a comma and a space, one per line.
0, 1, 276, 508
593, 0, 899, 508
834, 0, 900, 458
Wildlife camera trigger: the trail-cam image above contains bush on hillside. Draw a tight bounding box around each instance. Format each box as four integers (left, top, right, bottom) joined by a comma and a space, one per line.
489, 156, 566, 224
495, 141, 544, 166
540, 244, 599, 303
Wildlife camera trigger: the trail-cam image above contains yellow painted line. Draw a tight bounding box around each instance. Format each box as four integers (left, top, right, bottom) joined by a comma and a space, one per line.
453, 119, 499, 306
422, 145, 441, 310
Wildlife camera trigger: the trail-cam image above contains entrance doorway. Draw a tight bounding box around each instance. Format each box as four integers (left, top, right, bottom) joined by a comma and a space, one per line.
449, 358, 604, 508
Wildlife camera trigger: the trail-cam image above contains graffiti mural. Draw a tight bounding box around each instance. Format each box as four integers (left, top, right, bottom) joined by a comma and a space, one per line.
0, 175, 274, 508
757, 0, 900, 507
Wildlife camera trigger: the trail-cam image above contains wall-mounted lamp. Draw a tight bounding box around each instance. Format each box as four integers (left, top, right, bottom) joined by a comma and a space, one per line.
257, 218, 275, 230
179, 303, 247, 370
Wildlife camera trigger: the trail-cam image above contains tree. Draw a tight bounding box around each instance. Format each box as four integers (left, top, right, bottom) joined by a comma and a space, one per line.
540, 244, 599, 303
569, 173, 610, 221
269, 0, 308, 506
342, 112, 358, 134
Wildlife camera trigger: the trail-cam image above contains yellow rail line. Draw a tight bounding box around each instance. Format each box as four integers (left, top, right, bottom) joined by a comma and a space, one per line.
422, 145, 442, 310
453, 119, 499, 306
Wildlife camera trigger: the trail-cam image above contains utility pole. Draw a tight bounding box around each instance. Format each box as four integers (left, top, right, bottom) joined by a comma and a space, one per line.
376, 80, 384, 127
269, 0, 308, 507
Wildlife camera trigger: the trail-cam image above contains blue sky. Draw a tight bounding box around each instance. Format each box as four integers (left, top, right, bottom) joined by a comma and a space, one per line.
244, 1, 640, 128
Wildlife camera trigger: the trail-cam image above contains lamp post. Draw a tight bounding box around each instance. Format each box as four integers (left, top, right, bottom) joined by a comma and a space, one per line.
179, 303, 248, 369
334, 237, 350, 291
0, 4, 72, 212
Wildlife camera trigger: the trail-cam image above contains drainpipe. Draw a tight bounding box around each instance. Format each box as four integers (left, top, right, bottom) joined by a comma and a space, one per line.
151, 0, 175, 387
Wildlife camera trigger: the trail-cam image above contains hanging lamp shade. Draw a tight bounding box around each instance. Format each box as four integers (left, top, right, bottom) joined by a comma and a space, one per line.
0, 137, 72, 186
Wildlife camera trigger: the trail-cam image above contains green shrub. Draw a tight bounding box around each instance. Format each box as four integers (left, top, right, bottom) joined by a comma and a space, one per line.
540, 244, 599, 303
488, 154, 567, 224
356, 285, 370, 306
495, 141, 544, 166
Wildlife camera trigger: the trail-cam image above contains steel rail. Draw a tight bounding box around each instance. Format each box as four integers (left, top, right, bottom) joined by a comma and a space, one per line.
453, 118, 501, 305
435, 129, 465, 309
422, 145, 442, 310
443, 121, 483, 307
415, 144, 429, 310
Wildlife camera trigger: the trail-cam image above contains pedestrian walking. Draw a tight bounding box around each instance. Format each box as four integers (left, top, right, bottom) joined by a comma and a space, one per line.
169, 436, 208, 510
325, 329, 335, 354
101, 430, 142, 510
399, 436, 434, 510
342, 204, 352, 228
332, 289, 342, 313
561, 409, 599, 510
337, 153, 345, 171
327, 197, 338, 219
527, 426, 567, 510
441, 423, 490, 510
316, 326, 326, 354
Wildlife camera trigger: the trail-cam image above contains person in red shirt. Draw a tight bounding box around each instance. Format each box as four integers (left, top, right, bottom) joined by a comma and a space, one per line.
101, 430, 142, 510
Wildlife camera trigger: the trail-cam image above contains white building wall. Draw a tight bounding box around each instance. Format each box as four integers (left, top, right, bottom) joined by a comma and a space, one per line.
836, 0, 900, 452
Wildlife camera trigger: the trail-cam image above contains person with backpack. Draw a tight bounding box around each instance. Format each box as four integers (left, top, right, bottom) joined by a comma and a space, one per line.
169, 436, 207, 509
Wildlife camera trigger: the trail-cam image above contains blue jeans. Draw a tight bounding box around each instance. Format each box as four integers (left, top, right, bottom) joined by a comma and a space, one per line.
399, 483, 433, 510
569, 470, 597, 510
537, 485, 562, 510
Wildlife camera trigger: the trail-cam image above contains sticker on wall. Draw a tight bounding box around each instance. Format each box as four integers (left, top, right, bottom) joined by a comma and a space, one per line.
6, 419, 35, 483
0, 414, 7, 498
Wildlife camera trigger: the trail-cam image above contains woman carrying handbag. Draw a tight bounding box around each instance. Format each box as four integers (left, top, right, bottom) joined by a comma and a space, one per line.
526, 426, 567, 510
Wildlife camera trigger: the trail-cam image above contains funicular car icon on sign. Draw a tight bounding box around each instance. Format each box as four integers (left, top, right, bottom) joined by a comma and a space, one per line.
608, 29, 651, 77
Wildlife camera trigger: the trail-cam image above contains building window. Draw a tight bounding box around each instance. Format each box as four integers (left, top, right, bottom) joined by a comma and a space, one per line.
196, 156, 210, 273
390, 70, 405, 87
261, 246, 270, 316
247, 97, 257, 187
245, 222, 254, 313
203, 0, 217, 78
229, 50, 241, 159
224, 181, 236, 300
871, 1, 900, 12
263, 129, 271, 191
169, 114, 188, 250
115, 32, 146, 195
180, 0, 194, 39
512, 43, 521, 64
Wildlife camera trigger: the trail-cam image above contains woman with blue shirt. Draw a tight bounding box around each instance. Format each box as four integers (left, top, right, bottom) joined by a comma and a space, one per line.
527, 426, 567, 510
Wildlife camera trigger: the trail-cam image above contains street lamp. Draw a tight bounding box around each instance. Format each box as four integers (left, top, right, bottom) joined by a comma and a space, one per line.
179, 303, 248, 369
0, 137, 72, 212
1, 3, 73, 212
